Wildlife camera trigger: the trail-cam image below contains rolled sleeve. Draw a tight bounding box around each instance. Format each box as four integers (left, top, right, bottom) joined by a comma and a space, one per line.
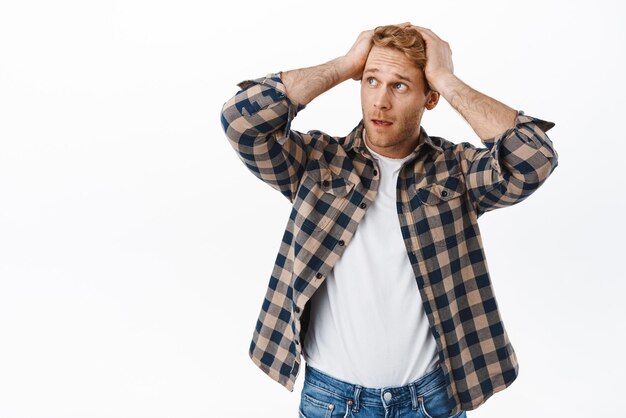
461, 110, 559, 216
220, 73, 310, 202
483, 110, 557, 173
231, 73, 306, 144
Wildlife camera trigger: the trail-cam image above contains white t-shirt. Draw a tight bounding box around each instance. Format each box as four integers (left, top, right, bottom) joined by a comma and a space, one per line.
302, 138, 440, 388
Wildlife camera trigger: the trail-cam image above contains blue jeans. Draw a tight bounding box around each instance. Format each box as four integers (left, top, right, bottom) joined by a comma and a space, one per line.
299, 363, 468, 418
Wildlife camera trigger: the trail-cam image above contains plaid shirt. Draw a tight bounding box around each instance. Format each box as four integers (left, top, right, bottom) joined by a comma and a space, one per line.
220, 73, 558, 414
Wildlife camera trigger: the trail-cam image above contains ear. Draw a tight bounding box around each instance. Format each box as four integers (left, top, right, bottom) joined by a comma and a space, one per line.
425, 91, 440, 110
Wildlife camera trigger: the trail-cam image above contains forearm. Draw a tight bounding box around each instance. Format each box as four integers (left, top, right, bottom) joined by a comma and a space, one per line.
280, 57, 354, 106
434, 74, 518, 141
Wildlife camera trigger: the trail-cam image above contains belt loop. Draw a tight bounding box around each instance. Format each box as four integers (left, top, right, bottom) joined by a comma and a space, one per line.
408, 382, 419, 411
352, 385, 362, 412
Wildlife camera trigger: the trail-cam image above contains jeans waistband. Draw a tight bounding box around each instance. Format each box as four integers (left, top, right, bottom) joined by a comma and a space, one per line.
303, 362, 446, 409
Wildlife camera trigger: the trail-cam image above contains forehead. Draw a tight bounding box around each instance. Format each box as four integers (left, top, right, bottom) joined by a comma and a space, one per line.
364, 46, 421, 81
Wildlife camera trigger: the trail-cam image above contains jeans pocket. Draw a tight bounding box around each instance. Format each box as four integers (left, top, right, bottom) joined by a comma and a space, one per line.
418, 382, 460, 418
299, 382, 350, 418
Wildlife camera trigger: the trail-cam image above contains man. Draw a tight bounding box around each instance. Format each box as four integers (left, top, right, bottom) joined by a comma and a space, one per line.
220, 23, 558, 417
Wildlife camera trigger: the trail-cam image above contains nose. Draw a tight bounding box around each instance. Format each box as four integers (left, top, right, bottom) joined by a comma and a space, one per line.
373, 87, 391, 110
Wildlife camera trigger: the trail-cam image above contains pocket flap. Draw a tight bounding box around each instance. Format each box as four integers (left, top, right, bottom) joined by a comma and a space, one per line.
416, 175, 466, 205
319, 169, 354, 197
307, 159, 354, 197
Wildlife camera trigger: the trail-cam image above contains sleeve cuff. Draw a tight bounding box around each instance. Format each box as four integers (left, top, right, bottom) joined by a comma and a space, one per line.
516, 110, 556, 133
485, 110, 555, 147
236, 72, 306, 114
235, 73, 306, 143
483, 110, 556, 172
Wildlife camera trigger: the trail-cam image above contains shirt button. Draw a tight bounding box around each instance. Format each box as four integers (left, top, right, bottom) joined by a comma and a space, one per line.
360, 202, 367, 209
338, 240, 345, 246
316, 272, 324, 279
322, 180, 330, 187
384, 392, 392, 401
294, 306, 300, 313
441, 190, 448, 197
373, 169, 378, 176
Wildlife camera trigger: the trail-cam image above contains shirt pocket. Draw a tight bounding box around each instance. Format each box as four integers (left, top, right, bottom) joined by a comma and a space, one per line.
415, 175, 467, 248
293, 161, 355, 235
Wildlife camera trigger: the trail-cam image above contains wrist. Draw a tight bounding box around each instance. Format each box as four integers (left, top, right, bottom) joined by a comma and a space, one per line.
334, 56, 360, 81
429, 72, 460, 96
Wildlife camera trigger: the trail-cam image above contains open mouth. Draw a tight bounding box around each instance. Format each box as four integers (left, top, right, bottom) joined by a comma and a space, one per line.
372, 119, 393, 127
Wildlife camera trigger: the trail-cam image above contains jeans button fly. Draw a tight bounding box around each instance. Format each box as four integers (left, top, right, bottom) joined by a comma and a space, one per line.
384, 392, 392, 402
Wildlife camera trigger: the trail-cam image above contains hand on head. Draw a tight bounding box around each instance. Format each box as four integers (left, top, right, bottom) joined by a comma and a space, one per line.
408, 25, 455, 91
344, 22, 412, 81
346, 23, 454, 91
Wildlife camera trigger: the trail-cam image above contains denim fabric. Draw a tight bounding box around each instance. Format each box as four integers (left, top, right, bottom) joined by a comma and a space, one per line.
299, 363, 467, 418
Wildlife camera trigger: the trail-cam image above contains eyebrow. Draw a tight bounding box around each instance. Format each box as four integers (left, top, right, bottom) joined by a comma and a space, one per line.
363, 68, 412, 84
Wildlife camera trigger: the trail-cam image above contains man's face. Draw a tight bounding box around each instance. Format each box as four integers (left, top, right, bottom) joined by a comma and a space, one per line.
360, 45, 438, 158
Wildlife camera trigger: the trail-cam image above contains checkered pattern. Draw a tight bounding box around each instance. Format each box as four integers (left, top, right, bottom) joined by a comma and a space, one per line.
220, 73, 558, 414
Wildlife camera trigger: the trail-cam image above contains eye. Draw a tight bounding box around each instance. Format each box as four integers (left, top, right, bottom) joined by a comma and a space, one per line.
367, 77, 378, 86
394, 82, 407, 91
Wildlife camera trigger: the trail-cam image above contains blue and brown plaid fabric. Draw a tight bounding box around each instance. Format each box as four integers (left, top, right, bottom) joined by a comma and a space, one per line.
220, 73, 558, 414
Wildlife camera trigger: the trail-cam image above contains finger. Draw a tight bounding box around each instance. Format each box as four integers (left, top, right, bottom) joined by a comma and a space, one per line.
411, 25, 432, 33
411, 25, 440, 40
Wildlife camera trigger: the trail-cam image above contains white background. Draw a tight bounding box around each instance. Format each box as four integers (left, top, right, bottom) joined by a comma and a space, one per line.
1, 0, 624, 417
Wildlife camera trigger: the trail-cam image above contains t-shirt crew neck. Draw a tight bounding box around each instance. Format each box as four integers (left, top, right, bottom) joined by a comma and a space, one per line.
364, 137, 414, 165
